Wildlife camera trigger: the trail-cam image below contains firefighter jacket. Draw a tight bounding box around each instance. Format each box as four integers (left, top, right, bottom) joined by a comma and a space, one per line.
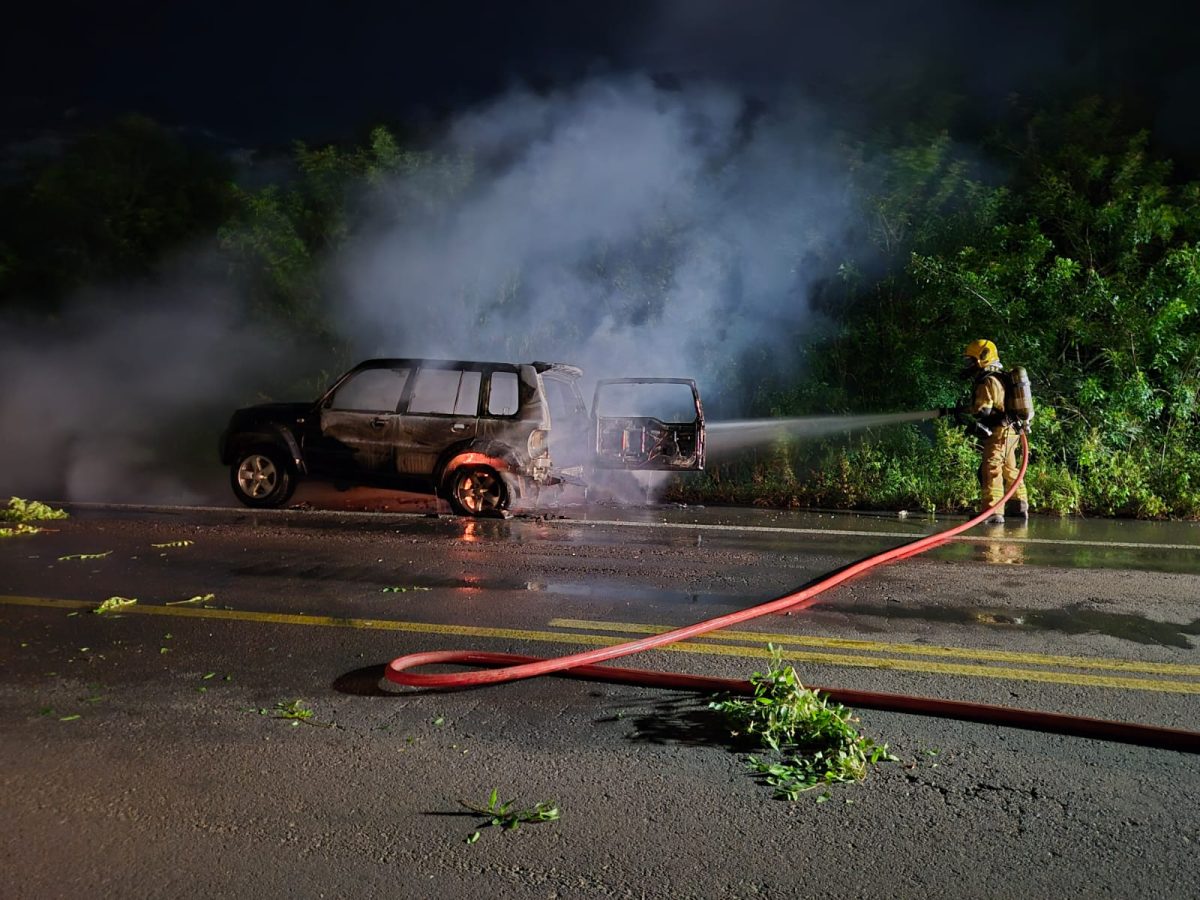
971, 367, 1008, 430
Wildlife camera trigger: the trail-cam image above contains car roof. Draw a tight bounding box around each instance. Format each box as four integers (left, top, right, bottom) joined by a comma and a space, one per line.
354, 358, 523, 370
351, 358, 582, 378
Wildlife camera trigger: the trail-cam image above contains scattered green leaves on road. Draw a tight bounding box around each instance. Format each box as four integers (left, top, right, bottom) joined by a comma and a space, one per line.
381, 586, 432, 593
460, 788, 560, 842
1, 523, 45, 538
711, 645, 897, 800
2, 497, 67, 536
93, 597, 137, 614
258, 699, 334, 728
166, 593, 215, 606
57, 551, 112, 561
3, 497, 69, 522
151, 540, 194, 548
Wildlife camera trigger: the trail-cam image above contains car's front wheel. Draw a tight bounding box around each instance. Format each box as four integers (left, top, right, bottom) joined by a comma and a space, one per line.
444, 465, 509, 516
231, 447, 296, 508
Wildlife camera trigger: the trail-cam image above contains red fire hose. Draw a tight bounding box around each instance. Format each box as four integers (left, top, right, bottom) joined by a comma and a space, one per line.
387, 431, 1200, 752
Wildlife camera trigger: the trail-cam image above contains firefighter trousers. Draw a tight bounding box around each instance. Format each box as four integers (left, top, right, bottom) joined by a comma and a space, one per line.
980, 425, 1028, 509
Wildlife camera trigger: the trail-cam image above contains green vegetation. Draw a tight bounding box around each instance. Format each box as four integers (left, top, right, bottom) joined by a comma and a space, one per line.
0, 523, 43, 538
260, 699, 314, 723
2, 497, 69, 523
258, 699, 333, 727
165, 593, 215, 606
1, 499, 68, 538
3, 100, 1197, 516
460, 788, 561, 843
93, 597, 137, 614
711, 647, 896, 800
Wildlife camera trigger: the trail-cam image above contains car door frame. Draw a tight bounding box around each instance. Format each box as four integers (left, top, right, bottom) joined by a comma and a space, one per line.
306, 361, 413, 479
591, 377, 706, 471
391, 361, 484, 477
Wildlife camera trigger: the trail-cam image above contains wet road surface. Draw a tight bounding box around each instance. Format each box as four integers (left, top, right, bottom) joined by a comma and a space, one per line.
2, 501, 1199, 898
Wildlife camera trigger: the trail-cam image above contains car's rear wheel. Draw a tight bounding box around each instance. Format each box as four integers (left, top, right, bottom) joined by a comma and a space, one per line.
231, 447, 296, 508
445, 465, 509, 516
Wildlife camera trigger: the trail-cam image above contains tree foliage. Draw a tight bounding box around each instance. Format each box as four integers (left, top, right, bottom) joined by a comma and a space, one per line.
766, 100, 1200, 516
0, 115, 235, 310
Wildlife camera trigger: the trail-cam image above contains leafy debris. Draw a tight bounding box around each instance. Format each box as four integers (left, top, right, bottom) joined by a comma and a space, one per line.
151, 540, 194, 548
711, 646, 897, 800
2, 497, 69, 522
166, 593, 216, 606
0, 523, 42, 538
258, 699, 334, 728
460, 788, 560, 841
57, 552, 112, 561
93, 597, 138, 614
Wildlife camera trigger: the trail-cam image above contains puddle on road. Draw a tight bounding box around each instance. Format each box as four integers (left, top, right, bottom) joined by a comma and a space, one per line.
229, 559, 751, 607
522, 580, 737, 606
833, 601, 1200, 648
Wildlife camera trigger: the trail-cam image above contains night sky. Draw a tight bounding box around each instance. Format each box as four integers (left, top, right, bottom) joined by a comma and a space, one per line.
4, 0, 1199, 156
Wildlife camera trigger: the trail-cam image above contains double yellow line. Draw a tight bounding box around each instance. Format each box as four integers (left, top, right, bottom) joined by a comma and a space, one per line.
547, 618, 1200, 695
5, 594, 1200, 695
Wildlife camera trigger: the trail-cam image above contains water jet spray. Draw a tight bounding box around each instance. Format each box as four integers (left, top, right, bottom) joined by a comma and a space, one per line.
705, 410, 940, 455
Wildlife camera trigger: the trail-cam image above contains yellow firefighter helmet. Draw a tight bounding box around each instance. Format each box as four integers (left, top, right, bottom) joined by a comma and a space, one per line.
963, 339, 1000, 368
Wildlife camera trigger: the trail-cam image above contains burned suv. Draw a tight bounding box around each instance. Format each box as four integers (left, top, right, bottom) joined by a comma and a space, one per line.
219, 358, 704, 516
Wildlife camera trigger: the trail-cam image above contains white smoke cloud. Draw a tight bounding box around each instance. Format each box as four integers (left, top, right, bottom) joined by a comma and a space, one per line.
0, 271, 286, 503
336, 76, 855, 404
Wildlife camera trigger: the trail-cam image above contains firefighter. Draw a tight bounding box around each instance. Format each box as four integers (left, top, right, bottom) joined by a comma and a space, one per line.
960, 339, 1029, 524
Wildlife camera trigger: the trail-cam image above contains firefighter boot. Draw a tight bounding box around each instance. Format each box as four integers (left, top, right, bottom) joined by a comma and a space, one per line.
1006, 499, 1029, 520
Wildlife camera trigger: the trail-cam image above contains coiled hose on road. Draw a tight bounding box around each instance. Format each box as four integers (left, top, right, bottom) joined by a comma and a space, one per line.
387, 432, 1200, 752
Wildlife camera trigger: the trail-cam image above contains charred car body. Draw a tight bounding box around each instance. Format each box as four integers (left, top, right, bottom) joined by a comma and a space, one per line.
219, 359, 705, 516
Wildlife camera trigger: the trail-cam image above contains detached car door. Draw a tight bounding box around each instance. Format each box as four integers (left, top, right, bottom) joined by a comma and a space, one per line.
310, 364, 411, 477
592, 378, 705, 470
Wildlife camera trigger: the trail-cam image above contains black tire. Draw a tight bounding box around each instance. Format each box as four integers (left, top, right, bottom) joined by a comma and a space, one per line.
444, 465, 509, 517
230, 446, 296, 508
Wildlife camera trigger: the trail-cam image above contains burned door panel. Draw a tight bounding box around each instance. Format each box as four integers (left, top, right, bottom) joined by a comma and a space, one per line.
393, 366, 481, 475
309, 366, 410, 476
592, 378, 705, 471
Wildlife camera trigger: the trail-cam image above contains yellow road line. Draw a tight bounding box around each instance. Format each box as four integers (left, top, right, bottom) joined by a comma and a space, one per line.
5, 595, 1200, 694
0, 595, 623, 644
548, 618, 1200, 677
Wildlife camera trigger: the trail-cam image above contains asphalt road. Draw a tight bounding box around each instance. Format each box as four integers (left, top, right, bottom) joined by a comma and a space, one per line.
3, 500, 1200, 899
